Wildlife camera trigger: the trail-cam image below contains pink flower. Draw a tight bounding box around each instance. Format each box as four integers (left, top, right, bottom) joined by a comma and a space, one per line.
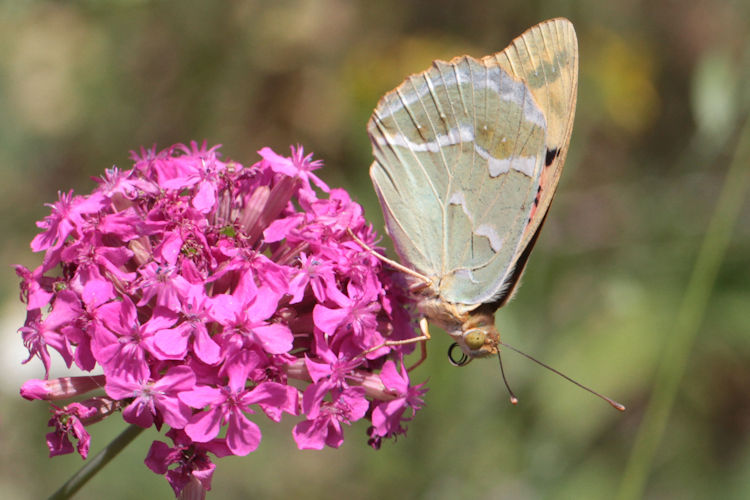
258, 145, 329, 199
135, 261, 192, 312
92, 297, 178, 380
313, 282, 385, 356
31, 190, 107, 267
16, 143, 426, 497
46, 402, 99, 459
293, 387, 369, 450
208, 277, 294, 357
181, 380, 298, 456
105, 366, 196, 429
286, 253, 337, 304
369, 360, 427, 447
145, 429, 231, 497
15, 265, 53, 311
149, 288, 221, 365
19, 308, 74, 377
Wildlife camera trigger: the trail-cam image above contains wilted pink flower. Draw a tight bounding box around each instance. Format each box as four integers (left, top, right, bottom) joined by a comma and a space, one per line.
46, 398, 117, 459
145, 429, 231, 496
17, 142, 427, 497
369, 360, 428, 448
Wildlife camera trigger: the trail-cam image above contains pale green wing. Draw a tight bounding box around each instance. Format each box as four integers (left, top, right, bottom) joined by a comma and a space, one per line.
368, 37, 549, 306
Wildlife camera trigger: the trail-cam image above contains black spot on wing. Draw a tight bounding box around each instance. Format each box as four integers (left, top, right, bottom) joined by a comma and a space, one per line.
533, 185, 542, 207
545, 147, 560, 167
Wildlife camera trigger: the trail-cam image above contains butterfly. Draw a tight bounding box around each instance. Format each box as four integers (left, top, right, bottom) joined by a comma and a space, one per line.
365, 17, 576, 360
364, 18, 624, 410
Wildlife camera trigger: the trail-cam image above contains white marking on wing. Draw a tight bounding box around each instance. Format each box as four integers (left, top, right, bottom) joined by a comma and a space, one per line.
475, 224, 504, 252
449, 192, 505, 252
474, 145, 537, 177
376, 125, 537, 178
448, 190, 475, 224
375, 125, 475, 153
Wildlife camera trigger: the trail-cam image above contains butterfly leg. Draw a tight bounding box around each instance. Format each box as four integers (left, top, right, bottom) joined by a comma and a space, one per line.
358, 317, 431, 371
346, 229, 431, 285
405, 317, 431, 371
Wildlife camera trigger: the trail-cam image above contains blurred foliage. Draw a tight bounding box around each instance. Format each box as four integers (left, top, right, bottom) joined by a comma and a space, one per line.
1, 1, 749, 499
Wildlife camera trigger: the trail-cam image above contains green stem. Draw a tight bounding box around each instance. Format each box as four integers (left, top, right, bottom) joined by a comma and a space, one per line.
48, 425, 145, 500
617, 114, 750, 500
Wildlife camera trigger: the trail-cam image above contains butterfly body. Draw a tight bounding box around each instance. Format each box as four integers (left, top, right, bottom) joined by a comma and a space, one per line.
367, 18, 578, 362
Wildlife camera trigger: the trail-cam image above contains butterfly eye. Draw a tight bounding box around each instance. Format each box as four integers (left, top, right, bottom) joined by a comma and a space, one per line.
464, 329, 486, 350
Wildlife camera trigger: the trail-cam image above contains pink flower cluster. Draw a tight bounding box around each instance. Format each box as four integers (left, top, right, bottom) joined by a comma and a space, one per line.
16, 143, 426, 496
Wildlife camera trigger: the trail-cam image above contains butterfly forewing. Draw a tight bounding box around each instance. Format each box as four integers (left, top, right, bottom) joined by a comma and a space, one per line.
493, 18, 578, 253
369, 38, 551, 306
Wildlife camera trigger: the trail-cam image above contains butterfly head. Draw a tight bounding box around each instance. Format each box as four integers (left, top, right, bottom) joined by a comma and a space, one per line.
447, 311, 500, 366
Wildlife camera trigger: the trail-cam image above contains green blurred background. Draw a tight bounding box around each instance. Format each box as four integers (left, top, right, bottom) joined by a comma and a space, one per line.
2, 1, 749, 499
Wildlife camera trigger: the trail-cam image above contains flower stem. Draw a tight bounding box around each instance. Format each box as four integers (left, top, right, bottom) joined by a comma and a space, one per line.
48, 425, 145, 500
617, 114, 750, 500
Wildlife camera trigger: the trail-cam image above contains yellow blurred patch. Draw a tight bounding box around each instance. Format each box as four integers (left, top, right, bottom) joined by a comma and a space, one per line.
346, 36, 479, 112
585, 28, 660, 135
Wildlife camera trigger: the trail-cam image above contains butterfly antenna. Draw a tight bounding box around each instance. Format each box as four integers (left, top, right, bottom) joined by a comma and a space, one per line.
497, 351, 519, 405
498, 341, 626, 411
